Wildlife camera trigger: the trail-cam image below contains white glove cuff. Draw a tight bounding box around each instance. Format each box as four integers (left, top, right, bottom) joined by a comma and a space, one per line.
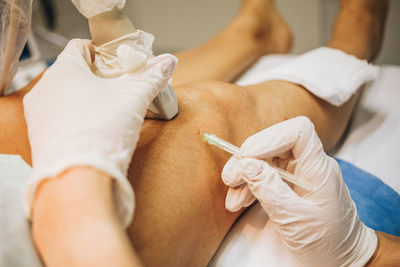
24, 155, 134, 228
257, 47, 379, 106
344, 225, 378, 267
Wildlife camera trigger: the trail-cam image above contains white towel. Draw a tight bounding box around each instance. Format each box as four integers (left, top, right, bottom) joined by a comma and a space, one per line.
237, 47, 379, 106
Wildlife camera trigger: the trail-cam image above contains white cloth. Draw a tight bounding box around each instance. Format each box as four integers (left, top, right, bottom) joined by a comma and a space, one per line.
210, 203, 296, 267
335, 66, 400, 193
71, 0, 125, 19
0, 155, 42, 267
237, 47, 378, 106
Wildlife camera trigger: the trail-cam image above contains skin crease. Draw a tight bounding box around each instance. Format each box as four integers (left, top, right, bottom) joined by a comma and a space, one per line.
0, 0, 394, 266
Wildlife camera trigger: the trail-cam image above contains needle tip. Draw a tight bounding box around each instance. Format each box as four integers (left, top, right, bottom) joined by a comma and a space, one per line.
203, 132, 210, 143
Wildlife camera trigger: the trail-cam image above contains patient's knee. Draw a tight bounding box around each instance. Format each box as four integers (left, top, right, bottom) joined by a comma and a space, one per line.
177, 80, 254, 116
175, 80, 256, 145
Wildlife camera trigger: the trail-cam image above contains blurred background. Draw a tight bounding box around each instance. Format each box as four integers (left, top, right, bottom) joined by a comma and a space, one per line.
30, 0, 400, 65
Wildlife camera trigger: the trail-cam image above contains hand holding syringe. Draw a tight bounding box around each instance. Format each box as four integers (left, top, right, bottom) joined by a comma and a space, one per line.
203, 132, 314, 191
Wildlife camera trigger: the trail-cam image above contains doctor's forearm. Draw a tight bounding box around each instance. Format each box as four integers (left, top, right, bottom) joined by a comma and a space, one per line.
367, 231, 400, 266
32, 167, 142, 267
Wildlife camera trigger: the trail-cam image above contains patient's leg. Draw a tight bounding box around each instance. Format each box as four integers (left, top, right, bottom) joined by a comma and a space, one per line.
0, 76, 40, 165
0, 0, 290, 165
172, 0, 292, 85
0, 0, 389, 266
128, 0, 389, 266
329, 0, 389, 61
239, 0, 390, 149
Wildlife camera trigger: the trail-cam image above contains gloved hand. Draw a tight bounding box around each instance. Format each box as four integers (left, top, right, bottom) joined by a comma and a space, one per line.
23, 39, 177, 227
222, 116, 377, 267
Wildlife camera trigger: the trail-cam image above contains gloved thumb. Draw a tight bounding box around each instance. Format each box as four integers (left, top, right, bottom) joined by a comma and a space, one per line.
240, 157, 300, 217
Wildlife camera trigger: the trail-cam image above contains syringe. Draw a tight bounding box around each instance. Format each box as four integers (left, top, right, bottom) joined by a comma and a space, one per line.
203, 132, 314, 191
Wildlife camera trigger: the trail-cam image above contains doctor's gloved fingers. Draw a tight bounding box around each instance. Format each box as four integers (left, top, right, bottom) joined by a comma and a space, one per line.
240, 116, 322, 160
144, 54, 178, 76
55, 39, 94, 71
240, 158, 300, 215
222, 156, 245, 187
152, 54, 178, 77
225, 184, 255, 212
128, 54, 177, 81
120, 54, 178, 93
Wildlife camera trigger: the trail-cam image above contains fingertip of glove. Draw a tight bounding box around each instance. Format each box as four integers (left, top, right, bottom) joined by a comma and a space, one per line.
225, 184, 253, 212
144, 54, 177, 82
222, 156, 242, 186
226, 204, 242, 213
159, 54, 178, 76
225, 195, 243, 212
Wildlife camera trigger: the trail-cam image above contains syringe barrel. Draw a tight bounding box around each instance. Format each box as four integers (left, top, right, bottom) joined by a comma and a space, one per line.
203, 132, 314, 191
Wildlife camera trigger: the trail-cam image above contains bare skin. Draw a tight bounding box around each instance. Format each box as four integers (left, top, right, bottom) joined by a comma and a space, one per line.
367, 232, 400, 266
172, 0, 292, 85
119, 0, 390, 265
0, 0, 391, 266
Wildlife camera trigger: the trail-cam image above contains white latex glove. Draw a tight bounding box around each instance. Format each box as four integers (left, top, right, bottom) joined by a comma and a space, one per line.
23, 39, 177, 227
71, 0, 125, 18
222, 116, 377, 267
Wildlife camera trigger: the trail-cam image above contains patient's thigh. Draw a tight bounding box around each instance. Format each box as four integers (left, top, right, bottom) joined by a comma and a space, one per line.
0, 92, 31, 164
0, 75, 41, 164
0, 77, 355, 266
127, 79, 357, 267
127, 82, 245, 267
126, 80, 294, 266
